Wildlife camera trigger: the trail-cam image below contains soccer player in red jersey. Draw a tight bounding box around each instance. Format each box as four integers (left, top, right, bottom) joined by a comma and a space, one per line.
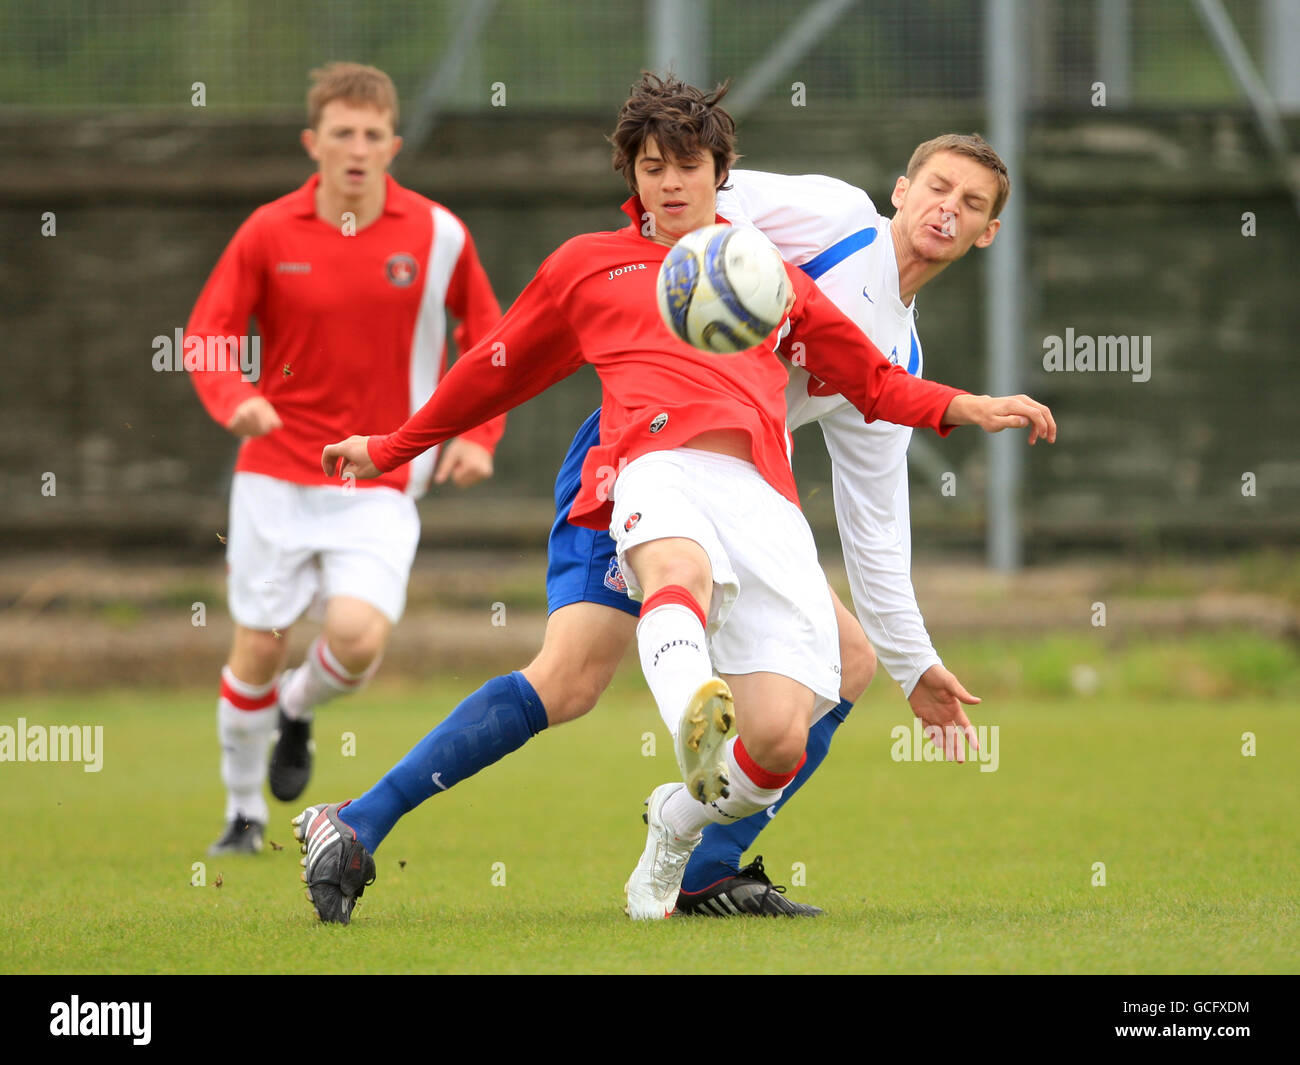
303, 74, 1054, 923
185, 63, 504, 855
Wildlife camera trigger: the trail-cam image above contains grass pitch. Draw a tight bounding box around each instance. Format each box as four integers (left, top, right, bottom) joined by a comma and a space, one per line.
3, 665, 1296, 974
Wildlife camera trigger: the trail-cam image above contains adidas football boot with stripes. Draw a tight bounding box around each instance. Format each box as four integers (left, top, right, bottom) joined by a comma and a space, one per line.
675, 855, 823, 917
625, 783, 700, 920
291, 801, 375, 925
675, 678, 735, 804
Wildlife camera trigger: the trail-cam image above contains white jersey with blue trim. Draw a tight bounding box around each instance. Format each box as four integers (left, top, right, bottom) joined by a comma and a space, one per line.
717, 170, 942, 697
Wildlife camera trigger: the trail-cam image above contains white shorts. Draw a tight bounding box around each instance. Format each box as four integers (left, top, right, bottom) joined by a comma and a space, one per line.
226, 472, 420, 630
609, 449, 842, 715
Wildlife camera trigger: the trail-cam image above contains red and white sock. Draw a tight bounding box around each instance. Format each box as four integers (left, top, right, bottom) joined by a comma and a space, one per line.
636, 586, 714, 737
661, 737, 804, 837
279, 636, 377, 722
216, 666, 277, 824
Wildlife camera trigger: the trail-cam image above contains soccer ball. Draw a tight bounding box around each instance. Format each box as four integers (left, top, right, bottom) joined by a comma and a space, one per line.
657, 223, 792, 354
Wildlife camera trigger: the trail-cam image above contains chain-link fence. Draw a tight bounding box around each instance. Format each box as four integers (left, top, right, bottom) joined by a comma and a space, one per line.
0, 0, 1283, 113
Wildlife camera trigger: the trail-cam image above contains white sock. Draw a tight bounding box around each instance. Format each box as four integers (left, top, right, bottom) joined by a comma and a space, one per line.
661, 738, 789, 836
279, 636, 376, 721
217, 667, 277, 824
636, 603, 714, 736
660, 785, 708, 841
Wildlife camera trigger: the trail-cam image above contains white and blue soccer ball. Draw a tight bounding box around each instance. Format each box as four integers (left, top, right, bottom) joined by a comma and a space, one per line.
657, 223, 792, 354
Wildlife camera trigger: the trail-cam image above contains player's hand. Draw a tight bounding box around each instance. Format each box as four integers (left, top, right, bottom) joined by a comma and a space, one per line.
321, 435, 379, 480
944, 393, 1056, 444
434, 438, 494, 488
226, 396, 283, 437
907, 663, 982, 762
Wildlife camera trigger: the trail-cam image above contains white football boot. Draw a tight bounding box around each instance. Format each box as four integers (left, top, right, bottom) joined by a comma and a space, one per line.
674, 678, 735, 804
624, 783, 700, 920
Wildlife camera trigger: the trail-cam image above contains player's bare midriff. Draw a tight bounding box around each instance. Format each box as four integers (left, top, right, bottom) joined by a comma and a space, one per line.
681, 427, 753, 462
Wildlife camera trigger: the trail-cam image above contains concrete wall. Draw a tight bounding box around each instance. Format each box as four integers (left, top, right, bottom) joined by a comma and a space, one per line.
2, 108, 1297, 557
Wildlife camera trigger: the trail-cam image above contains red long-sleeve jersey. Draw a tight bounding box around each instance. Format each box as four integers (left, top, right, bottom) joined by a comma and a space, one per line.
369, 198, 966, 528
186, 173, 504, 496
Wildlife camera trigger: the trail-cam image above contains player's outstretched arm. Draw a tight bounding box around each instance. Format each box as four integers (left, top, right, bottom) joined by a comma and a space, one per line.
942, 393, 1057, 444
324, 259, 585, 482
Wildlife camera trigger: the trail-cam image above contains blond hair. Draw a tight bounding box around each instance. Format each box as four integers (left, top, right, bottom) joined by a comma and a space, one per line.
906, 133, 1010, 218
307, 62, 398, 131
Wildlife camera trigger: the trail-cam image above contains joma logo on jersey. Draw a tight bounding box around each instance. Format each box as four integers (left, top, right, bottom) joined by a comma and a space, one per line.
608, 263, 647, 280
385, 253, 419, 287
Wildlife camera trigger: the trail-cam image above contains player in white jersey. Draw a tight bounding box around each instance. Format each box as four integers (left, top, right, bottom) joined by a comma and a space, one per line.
719, 154, 993, 734
669, 136, 1009, 909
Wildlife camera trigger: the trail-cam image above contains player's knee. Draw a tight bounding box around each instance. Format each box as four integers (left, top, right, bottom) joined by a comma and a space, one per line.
744, 721, 809, 777
640, 558, 711, 608
323, 598, 391, 674
544, 680, 603, 725
228, 632, 285, 687
324, 626, 386, 675
839, 631, 877, 703
530, 659, 606, 725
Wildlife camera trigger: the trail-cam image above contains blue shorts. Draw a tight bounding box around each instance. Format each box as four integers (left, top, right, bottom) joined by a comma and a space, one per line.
545, 408, 640, 618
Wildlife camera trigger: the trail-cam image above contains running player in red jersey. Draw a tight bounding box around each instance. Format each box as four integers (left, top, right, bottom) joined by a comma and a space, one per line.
186, 63, 504, 855
304, 74, 1053, 923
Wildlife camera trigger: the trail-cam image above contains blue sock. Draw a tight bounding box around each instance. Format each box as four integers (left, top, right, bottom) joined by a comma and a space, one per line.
681, 697, 853, 894
340, 671, 547, 853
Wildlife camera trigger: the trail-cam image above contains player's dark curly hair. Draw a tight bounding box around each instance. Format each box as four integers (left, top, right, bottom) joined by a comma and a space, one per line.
609, 72, 739, 194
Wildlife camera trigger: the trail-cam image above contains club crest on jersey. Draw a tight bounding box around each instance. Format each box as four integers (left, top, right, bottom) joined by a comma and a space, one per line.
649, 412, 668, 433
624, 512, 641, 532
603, 557, 627, 594
385, 253, 419, 287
